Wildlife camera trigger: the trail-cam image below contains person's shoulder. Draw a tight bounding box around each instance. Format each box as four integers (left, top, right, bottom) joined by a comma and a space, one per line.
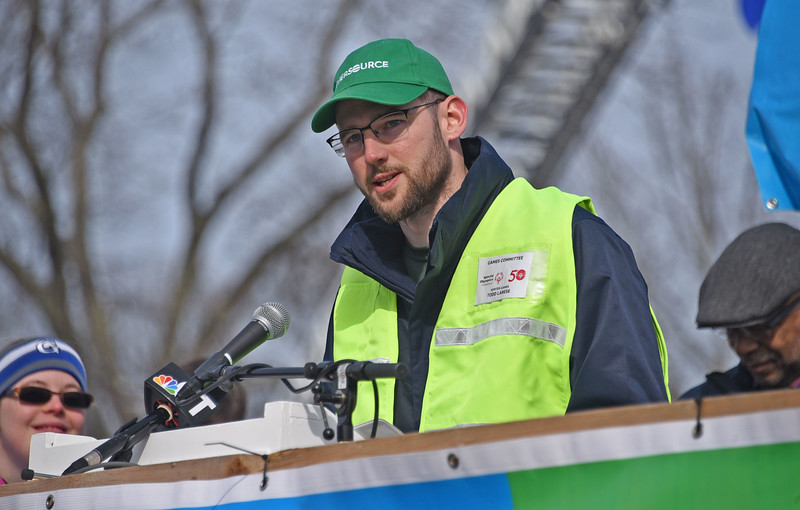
571, 205, 616, 236
571, 205, 636, 259
679, 365, 754, 400
680, 381, 715, 400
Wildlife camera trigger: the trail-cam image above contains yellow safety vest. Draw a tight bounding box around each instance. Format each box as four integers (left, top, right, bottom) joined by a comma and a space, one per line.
333, 179, 669, 431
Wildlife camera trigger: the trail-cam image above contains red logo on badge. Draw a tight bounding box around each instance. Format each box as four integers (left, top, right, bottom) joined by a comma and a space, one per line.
508, 269, 527, 282
495, 272, 504, 283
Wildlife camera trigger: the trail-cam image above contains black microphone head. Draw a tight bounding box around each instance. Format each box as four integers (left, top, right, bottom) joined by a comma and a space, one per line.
253, 302, 290, 339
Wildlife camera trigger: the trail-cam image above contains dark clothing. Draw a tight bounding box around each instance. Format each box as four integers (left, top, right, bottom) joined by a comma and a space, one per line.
680, 365, 756, 399
325, 137, 668, 432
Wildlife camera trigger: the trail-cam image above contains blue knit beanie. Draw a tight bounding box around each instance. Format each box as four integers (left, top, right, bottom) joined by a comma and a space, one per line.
0, 337, 88, 396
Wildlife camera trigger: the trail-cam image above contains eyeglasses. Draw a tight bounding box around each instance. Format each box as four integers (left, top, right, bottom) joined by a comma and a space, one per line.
4, 386, 94, 409
326, 99, 444, 157
727, 295, 800, 347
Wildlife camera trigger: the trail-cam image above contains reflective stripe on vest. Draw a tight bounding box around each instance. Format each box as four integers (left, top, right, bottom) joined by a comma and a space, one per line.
435, 316, 567, 348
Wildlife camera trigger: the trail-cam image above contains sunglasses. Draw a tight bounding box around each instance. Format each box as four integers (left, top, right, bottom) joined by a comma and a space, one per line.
4, 386, 94, 409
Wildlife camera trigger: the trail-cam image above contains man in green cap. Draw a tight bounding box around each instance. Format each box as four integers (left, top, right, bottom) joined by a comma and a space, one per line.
313, 38, 669, 433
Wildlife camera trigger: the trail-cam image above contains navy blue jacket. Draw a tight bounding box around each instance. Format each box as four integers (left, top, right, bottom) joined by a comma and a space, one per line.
325, 137, 668, 432
680, 365, 756, 399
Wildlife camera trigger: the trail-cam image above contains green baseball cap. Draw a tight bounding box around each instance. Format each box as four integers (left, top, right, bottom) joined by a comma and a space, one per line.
311, 38, 454, 133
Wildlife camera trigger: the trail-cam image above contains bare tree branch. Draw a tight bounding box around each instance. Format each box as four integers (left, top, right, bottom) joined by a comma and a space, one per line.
166, 0, 363, 357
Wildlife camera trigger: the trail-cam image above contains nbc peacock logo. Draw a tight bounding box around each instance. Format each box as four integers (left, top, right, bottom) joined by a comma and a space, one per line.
153, 374, 180, 395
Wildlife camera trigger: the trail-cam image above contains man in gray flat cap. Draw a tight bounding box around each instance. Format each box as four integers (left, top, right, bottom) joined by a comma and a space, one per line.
682, 222, 800, 398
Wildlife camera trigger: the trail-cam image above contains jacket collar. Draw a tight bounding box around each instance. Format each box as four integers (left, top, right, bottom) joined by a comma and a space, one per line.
330, 137, 514, 300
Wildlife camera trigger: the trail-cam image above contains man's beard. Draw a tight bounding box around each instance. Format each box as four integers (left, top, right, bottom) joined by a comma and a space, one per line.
360, 129, 453, 225
745, 350, 800, 388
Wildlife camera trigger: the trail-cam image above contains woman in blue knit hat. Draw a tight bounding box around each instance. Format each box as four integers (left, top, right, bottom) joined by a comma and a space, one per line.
0, 336, 92, 484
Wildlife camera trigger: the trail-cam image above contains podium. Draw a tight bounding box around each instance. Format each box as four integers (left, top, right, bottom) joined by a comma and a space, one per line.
2, 390, 800, 509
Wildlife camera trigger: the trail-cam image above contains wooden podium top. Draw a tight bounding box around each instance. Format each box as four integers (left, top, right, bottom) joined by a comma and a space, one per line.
3, 388, 799, 498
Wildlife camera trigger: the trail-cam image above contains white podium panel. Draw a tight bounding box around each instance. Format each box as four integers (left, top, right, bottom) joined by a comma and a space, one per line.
29, 401, 348, 476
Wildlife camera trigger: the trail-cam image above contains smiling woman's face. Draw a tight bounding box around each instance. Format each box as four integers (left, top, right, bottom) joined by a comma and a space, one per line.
0, 369, 86, 482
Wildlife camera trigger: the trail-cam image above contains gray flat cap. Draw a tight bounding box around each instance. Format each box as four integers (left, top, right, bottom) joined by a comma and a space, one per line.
697, 222, 800, 329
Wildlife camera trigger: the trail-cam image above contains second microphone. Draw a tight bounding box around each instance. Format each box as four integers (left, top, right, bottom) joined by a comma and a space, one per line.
176, 302, 290, 400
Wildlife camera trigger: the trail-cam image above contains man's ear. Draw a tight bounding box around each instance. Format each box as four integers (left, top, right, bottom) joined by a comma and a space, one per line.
441, 95, 468, 141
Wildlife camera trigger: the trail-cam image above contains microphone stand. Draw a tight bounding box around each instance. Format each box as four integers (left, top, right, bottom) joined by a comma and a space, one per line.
222, 360, 408, 442
62, 360, 406, 477
62, 405, 172, 476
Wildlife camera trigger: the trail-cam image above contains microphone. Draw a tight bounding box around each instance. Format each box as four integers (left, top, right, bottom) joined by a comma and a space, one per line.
176, 302, 290, 400
62, 404, 172, 476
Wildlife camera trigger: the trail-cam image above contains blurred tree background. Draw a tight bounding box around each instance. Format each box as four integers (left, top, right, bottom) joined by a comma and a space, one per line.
1, 0, 797, 438
0, 0, 497, 436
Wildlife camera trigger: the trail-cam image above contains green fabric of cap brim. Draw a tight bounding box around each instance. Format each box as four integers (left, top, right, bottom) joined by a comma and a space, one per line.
312, 82, 428, 133
311, 38, 454, 133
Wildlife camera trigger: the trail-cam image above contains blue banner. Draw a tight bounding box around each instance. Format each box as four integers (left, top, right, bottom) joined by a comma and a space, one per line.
746, 0, 800, 211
